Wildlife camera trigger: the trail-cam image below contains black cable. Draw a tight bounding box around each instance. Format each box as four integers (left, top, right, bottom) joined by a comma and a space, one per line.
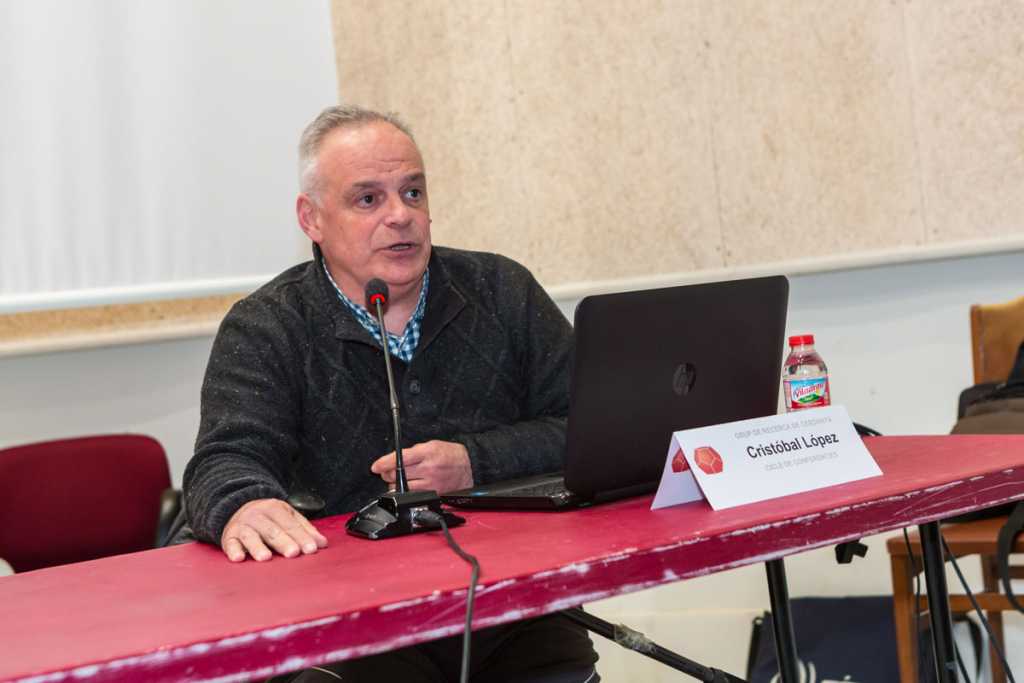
416, 510, 480, 683
953, 638, 971, 683
941, 535, 1017, 683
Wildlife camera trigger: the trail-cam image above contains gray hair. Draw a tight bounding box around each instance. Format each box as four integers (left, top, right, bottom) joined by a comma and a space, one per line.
298, 104, 416, 199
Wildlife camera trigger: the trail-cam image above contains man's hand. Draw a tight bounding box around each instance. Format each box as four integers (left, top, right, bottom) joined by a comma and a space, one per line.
220, 498, 328, 563
371, 440, 473, 493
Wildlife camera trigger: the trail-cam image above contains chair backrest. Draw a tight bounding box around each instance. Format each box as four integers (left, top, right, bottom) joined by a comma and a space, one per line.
0, 434, 171, 573
971, 295, 1024, 384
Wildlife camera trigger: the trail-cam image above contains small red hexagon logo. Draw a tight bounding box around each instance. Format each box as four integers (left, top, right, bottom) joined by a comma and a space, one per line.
694, 446, 724, 475
670, 446, 689, 473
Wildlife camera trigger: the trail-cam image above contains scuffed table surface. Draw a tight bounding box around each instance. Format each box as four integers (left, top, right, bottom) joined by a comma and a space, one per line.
2, 435, 1023, 682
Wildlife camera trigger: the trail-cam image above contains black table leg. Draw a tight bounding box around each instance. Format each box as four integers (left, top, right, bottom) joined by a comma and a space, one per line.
765, 558, 800, 683
918, 521, 957, 683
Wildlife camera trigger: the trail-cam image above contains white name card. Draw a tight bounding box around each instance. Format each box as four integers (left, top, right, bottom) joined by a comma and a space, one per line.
651, 405, 881, 511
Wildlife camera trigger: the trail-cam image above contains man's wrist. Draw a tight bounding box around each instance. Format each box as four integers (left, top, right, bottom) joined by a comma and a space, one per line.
448, 435, 481, 485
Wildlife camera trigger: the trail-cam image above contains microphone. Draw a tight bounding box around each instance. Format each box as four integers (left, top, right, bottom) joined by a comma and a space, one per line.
365, 278, 409, 493
365, 277, 388, 310
346, 278, 465, 540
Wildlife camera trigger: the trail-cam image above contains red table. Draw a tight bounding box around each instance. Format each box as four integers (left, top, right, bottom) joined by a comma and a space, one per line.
2, 435, 1023, 682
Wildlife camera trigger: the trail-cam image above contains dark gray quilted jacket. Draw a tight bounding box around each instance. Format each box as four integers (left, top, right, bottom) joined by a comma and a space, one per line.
183, 245, 572, 544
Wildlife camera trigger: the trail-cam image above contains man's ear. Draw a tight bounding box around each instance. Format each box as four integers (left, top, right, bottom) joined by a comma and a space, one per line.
296, 194, 323, 243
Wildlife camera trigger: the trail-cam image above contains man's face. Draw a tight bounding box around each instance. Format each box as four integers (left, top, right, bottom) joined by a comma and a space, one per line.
297, 121, 431, 305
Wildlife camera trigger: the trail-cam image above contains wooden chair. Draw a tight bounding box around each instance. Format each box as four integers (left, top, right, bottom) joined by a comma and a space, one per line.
887, 294, 1024, 683
887, 520, 1024, 683
971, 295, 1024, 386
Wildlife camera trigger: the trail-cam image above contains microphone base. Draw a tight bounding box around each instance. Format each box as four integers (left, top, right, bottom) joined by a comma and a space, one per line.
346, 490, 466, 540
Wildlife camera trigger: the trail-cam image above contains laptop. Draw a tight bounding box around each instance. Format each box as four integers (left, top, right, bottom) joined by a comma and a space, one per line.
441, 275, 790, 510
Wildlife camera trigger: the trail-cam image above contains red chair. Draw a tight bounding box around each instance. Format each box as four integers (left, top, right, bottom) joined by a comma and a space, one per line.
0, 434, 174, 573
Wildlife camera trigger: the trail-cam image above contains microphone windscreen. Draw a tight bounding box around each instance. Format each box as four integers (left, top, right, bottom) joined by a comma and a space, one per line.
365, 278, 389, 309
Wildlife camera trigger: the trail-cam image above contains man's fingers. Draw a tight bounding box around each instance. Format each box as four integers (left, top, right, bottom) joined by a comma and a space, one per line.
371, 449, 425, 475
259, 507, 323, 557
275, 507, 327, 554
237, 525, 274, 562
223, 535, 247, 562
380, 470, 424, 485
220, 498, 327, 562
370, 453, 392, 474
296, 511, 329, 550
374, 444, 459, 490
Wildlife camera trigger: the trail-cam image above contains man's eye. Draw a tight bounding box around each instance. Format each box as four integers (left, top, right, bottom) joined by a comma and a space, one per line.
357, 194, 375, 207
405, 188, 422, 200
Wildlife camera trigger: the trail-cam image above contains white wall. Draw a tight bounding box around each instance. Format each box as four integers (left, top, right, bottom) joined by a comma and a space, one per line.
556, 249, 1024, 438
0, 0, 336, 312
1, 249, 1022, 678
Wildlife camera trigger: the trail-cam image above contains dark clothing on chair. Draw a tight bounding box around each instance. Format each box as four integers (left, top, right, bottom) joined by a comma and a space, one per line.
183, 245, 596, 678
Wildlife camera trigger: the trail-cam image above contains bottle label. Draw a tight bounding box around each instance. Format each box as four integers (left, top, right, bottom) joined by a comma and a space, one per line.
786, 377, 830, 410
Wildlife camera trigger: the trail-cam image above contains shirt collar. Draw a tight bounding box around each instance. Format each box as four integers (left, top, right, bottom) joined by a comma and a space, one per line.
321, 263, 429, 362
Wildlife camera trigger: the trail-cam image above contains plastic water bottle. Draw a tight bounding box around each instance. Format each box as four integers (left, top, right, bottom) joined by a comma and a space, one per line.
782, 334, 831, 412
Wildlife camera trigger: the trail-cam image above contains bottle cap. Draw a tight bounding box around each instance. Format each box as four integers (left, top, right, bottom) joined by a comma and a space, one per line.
788, 334, 815, 347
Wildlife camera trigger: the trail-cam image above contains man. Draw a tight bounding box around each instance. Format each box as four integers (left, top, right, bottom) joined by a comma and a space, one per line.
183, 105, 599, 682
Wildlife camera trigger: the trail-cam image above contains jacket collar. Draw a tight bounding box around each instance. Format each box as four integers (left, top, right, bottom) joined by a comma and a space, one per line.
418, 247, 466, 353
311, 244, 376, 346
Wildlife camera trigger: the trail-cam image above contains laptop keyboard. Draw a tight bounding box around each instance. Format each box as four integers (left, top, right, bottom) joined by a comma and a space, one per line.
497, 478, 570, 498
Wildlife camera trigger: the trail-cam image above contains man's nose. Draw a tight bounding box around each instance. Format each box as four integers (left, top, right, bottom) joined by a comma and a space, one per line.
383, 194, 411, 228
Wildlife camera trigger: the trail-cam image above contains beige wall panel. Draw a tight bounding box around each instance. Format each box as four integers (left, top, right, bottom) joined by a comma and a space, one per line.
331, 1, 721, 286
331, 3, 542, 276
708, 1, 925, 264
329, 2, 1022, 292
903, 0, 1024, 243
501, 1, 723, 283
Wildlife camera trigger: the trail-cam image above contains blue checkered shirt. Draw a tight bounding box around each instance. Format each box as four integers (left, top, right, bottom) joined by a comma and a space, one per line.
323, 264, 428, 363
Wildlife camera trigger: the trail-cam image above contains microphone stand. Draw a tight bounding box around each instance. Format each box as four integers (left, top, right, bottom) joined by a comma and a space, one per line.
346, 286, 465, 540
378, 301, 409, 493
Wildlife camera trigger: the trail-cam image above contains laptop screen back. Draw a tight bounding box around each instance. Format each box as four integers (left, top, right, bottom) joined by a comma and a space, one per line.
564, 275, 789, 501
